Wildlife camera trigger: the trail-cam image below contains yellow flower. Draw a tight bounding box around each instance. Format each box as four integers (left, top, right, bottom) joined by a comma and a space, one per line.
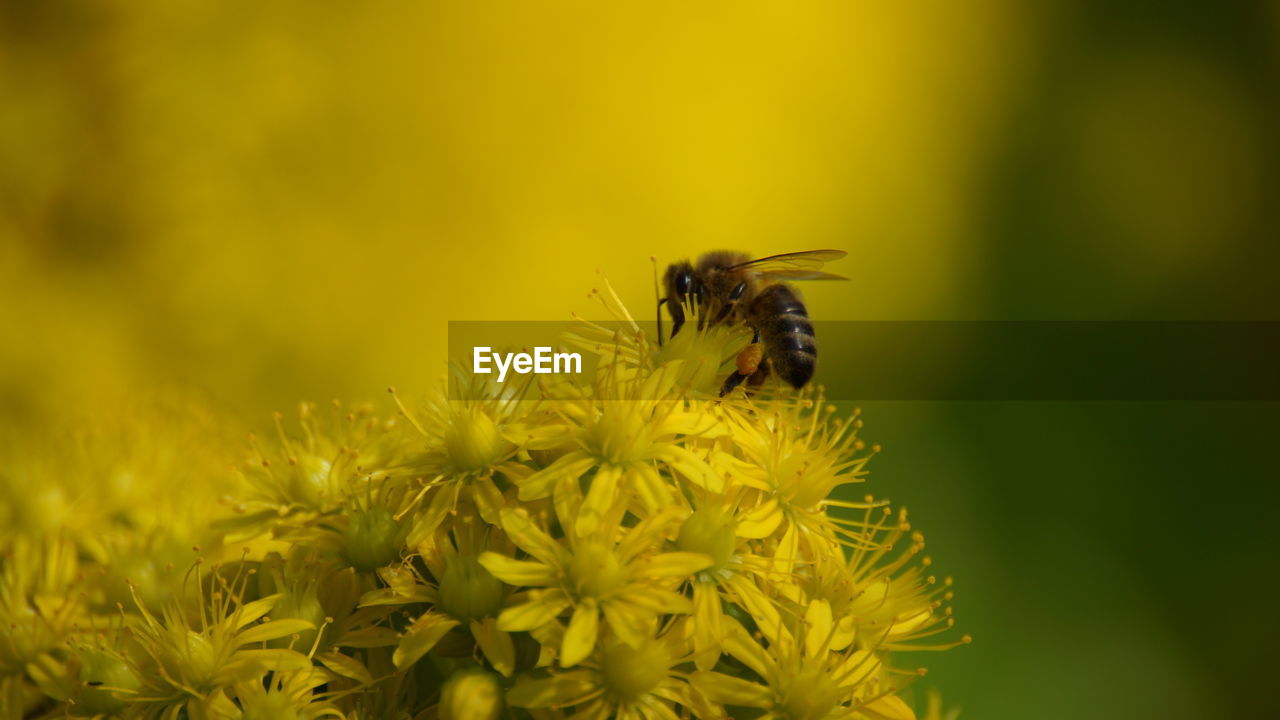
833, 506, 971, 653
0, 538, 85, 717
235, 400, 406, 519
514, 362, 726, 537
507, 621, 714, 720
123, 561, 318, 719
0, 539, 81, 675
480, 506, 711, 667
231, 666, 345, 720
22, 637, 143, 717
713, 392, 877, 561
359, 505, 518, 677
675, 502, 795, 672
391, 375, 531, 525
0, 269, 969, 718
692, 600, 915, 720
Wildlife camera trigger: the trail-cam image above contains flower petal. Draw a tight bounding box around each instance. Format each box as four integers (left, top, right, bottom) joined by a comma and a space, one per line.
860, 692, 916, 720
506, 669, 599, 708
735, 498, 783, 538
315, 650, 374, 686
632, 463, 674, 515
632, 551, 713, 579
654, 446, 722, 493
722, 622, 776, 681
235, 618, 316, 647
406, 482, 460, 548
834, 649, 881, 690
655, 410, 727, 439
615, 505, 687, 562
553, 471, 585, 534
499, 508, 569, 567
519, 452, 594, 501
804, 599, 834, 659
469, 474, 506, 525
471, 618, 516, 678
478, 552, 557, 587
393, 612, 461, 669
234, 594, 279, 629
601, 600, 653, 648
691, 582, 724, 671
560, 601, 599, 667
497, 593, 571, 632
619, 586, 693, 615
689, 672, 772, 708
575, 464, 624, 537
724, 574, 786, 649
214, 649, 311, 686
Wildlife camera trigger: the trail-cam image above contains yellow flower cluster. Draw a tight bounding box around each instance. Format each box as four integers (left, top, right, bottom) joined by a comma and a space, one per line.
0, 281, 967, 720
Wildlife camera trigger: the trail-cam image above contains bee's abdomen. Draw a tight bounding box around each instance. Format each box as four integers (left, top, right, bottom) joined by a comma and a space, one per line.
751, 284, 817, 388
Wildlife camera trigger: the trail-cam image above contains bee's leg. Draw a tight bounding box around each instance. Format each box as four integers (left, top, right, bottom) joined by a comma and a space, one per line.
720, 370, 750, 397
721, 328, 764, 397
656, 297, 666, 347
747, 357, 771, 389
705, 281, 748, 330
667, 296, 686, 339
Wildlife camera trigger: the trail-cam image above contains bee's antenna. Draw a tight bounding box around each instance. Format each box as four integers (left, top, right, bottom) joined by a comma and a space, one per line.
651, 256, 665, 347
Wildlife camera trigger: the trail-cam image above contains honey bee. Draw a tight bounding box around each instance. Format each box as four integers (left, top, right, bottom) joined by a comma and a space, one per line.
659, 249, 848, 395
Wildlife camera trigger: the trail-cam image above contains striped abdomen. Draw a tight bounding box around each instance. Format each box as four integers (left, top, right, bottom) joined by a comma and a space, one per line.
750, 283, 816, 388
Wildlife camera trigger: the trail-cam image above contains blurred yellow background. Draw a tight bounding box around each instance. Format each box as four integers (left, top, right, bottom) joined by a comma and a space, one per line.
0, 0, 1029, 425
3, 2, 1278, 718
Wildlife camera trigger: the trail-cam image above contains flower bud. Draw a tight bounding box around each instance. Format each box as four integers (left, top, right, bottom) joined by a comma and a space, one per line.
569, 541, 628, 598
601, 640, 668, 704
289, 454, 332, 507
268, 585, 325, 651
780, 668, 840, 720
437, 554, 504, 622
677, 506, 737, 572
71, 649, 140, 716
344, 506, 402, 571
439, 667, 503, 720
445, 409, 508, 472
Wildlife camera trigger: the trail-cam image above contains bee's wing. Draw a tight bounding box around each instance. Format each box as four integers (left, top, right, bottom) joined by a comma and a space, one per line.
752, 269, 849, 281
726, 249, 849, 281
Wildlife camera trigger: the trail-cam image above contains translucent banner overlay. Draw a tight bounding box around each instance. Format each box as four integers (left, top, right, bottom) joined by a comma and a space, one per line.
448, 321, 1280, 401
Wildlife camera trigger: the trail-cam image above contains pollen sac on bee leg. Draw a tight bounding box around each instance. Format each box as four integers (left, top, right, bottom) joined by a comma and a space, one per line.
747, 357, 772, 389
735, 342, 764, 377
721, 343, 767, 397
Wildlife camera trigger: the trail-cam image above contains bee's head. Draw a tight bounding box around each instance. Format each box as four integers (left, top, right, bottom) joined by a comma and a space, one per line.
663, 261, 701, 307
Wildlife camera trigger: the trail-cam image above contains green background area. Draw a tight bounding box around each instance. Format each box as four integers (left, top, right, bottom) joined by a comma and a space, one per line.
853, 4, 1279, 716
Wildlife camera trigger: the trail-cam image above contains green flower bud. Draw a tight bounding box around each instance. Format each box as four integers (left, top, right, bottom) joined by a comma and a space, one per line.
439, 667, 503, 720
781, 668, 840, 720
569, 541, 628, 598
289, 454, 332, 507
677, 506, 737, 572
268, 586, 326, 651
72, 649, 140, 716
437, 554, 504, 622
445, 409, 509, 472
344, 506, 402, 571
601, 641, 669, 704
